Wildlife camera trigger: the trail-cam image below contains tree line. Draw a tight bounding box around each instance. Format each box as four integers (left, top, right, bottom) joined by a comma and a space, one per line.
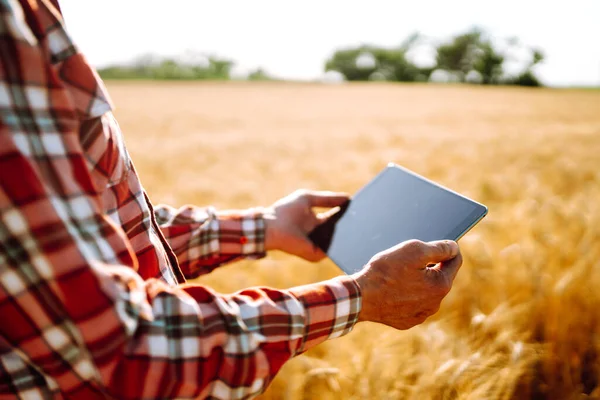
326, 28, 545, 86
98, 27, 545, 87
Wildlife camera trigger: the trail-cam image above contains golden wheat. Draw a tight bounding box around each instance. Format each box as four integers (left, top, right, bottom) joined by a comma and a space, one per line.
108, 81, 600, 399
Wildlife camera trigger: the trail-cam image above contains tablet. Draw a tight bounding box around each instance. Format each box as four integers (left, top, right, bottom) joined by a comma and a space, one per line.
308, 163, 488, 275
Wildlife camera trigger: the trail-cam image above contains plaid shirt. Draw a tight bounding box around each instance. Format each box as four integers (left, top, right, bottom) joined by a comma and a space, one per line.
0, 1, 361, 399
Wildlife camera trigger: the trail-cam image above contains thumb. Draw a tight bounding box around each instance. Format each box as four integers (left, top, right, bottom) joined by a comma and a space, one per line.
421, 240, 459, 264
304, 191, 350, 208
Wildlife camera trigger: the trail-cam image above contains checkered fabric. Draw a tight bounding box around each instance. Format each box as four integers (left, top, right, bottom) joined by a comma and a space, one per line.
0, 1, 362, 399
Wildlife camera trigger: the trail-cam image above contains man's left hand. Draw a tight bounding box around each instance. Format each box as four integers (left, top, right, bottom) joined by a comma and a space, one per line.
264, 189, 349, 262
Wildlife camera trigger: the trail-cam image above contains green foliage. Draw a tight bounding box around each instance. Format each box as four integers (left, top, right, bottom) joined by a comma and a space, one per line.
324, 36, 433, 83
473, 41, 505, 85
324, 27, 546, 87
372, 47, 429, 82
532, 48, 545, 66
97, 28, 548, 87
509, 71, 543, 87
247, 68, 276, 81
98, 54, 236, 81
324, 46, 376, 81
436, 29, 484, 81
434, 28, 505, 84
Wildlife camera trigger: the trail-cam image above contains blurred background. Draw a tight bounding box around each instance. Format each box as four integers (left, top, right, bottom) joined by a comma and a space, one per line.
60, 0, 600, 87
60, 1, 600, 399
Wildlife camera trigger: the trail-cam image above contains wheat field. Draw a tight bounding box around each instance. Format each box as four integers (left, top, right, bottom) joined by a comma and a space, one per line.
108, 81, 600, 399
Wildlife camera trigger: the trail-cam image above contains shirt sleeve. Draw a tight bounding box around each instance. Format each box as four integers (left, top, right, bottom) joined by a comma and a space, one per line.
0, 1, 362, 399
154, 204, 267, 279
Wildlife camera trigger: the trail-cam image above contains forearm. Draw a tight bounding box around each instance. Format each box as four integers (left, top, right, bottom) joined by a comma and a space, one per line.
1, 256, 360, 400
115, 274, 362, 398
155, 204, 267, 279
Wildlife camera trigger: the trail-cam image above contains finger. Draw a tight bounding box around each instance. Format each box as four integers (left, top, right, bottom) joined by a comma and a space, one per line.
421, 240, 459, 264
303, 191, 350, 208
428, 250, 463, 282
439, 250, 463, 282
317, 206, 343, 221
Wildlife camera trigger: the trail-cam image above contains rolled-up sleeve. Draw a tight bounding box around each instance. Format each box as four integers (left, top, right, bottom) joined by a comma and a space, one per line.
154, 204, 267, 279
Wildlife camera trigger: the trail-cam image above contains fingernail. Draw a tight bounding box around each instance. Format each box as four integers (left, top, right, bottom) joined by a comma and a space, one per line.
446, 240, 459, 256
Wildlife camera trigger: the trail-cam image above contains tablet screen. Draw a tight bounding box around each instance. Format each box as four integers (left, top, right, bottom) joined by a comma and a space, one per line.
308, 164, 487, 275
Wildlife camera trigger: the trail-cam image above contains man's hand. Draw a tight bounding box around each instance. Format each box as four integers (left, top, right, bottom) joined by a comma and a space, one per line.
264, 189, 349, 262
353, 239, 463, 330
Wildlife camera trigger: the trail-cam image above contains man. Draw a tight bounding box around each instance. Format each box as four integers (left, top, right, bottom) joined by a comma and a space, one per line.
0, 1, 463, 399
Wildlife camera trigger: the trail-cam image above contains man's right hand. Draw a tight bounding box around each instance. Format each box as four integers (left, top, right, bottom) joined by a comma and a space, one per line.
353, 239, 463, 330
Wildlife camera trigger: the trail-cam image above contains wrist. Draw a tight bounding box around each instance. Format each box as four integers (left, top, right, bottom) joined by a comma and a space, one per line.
352, 267, 373, 324
288, 275, 362, 352
262, 207, 279, 252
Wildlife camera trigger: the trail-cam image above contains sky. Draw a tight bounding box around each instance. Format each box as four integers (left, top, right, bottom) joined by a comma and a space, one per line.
59, 0, 600, 87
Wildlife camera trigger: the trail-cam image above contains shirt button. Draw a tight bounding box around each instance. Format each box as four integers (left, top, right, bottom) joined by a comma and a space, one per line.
240, 236, 248, 245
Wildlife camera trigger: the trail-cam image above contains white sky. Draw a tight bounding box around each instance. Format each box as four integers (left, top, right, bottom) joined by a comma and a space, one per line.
59, 0, 600, 87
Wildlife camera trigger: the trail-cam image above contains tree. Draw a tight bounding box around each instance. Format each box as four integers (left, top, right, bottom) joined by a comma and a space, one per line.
434, 27, 506, 84
510, 47, 545, 87
98, 53, 235, 81
324, 46, 378, 81
207, 57, 233, 80
247, 68, 273, 81
473, 41, 505, 84
371, 47, 427, 82
435, 28, 484, 82
324, 32, 433, 83
432, 27, 544, 86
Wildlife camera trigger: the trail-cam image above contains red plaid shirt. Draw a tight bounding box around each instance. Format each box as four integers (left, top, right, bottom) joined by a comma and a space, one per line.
0, 1, 361, 399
